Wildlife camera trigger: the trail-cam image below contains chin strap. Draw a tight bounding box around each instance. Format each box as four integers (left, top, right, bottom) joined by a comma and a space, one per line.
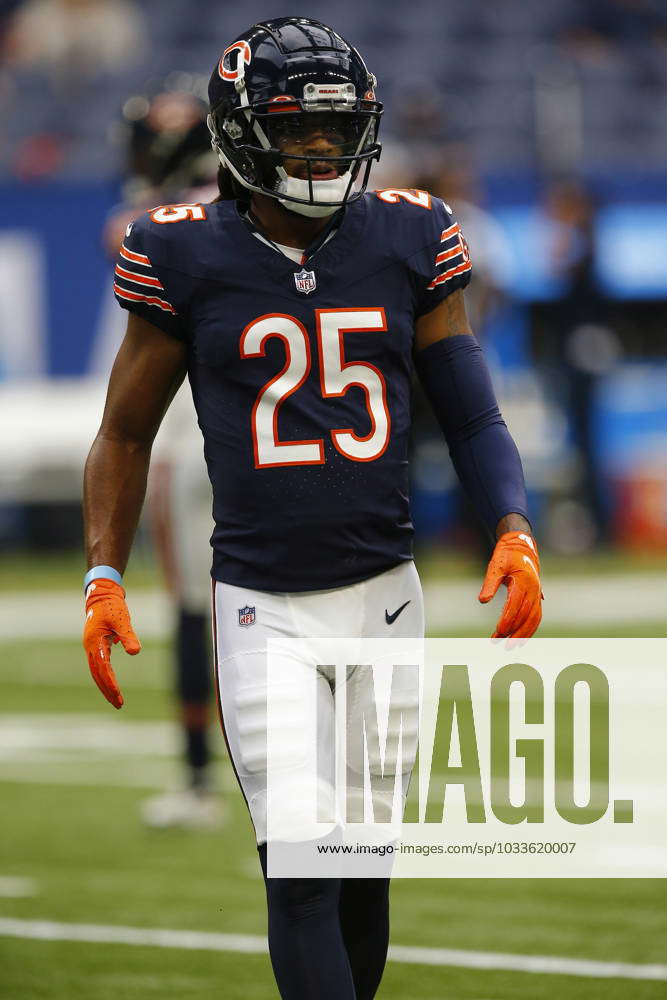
276, 175, 350, 217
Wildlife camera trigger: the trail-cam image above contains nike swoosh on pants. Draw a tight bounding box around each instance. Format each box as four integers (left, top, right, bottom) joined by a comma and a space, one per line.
385, 600, 411, 625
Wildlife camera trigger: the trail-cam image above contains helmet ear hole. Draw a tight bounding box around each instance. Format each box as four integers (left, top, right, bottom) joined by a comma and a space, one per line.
239, 152, 258, 184
222, 118, 243, 141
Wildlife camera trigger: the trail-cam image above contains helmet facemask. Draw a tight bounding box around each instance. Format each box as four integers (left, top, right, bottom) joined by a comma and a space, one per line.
208, 77, 382, 217
266, 111, 378, 216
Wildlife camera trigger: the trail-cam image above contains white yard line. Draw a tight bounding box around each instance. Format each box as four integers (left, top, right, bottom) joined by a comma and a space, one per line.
423, 573, 667, 630
0, 591, 171, 641
0, 917, 665, 980
0, 768, 175, 790
1, 574, 666, 640
0, 878, 38, 898
0, 715, 231, 790
0, 715, 185, 789
1, 716, 664, 834
388, 944, 667, 979
0, 715, 175, 756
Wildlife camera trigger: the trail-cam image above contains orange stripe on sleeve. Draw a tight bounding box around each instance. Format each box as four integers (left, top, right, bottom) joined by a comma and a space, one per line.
115, 263, 164, 289
114, 283, 176, 314
440, 223, 460, 242
427, 259, 472, 290
434, 245, 464, 266
120, 245, 151, 265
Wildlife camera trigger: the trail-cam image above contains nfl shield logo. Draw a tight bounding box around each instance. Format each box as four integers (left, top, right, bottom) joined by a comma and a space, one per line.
294, 268, 316, 295
238, 604, 256, 627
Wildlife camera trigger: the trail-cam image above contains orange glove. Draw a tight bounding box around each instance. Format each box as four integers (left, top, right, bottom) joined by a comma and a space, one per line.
478, 531, 543, 639
83, 578, 141, 709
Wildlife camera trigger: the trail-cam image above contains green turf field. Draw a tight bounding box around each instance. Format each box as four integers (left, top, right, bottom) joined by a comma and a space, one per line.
1, 554, 666, 998
3, 542, 667, 592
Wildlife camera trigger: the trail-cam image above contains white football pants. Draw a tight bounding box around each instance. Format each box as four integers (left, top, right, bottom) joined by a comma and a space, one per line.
212, 561, 424, 845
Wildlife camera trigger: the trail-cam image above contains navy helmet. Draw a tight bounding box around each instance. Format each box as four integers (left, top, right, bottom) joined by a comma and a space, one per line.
207, 17, 382, 217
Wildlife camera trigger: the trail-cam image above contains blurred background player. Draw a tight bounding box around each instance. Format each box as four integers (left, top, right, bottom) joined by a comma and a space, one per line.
410, 142, 515, 554
537, 176, 621, 549
102, 77, 223, 828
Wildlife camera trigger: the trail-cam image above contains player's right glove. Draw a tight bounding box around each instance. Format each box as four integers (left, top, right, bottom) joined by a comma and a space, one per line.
82, 578, 141, 709
478, 531, 543, 639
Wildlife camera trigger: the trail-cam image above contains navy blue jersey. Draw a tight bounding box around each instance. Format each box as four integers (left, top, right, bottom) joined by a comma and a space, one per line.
114, 189, 472, 591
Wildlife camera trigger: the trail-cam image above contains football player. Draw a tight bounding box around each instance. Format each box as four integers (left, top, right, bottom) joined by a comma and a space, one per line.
83, 17, 543, 999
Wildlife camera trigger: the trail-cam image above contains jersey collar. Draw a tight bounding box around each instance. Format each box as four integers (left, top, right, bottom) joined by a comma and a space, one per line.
233, 196, 368, 281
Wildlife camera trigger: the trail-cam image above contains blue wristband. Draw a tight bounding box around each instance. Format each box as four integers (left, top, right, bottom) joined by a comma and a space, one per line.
84, 565, 123, 591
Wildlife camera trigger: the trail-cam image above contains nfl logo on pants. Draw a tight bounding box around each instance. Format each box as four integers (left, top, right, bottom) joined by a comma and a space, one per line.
238, 604, 256, 627
294, 268, 316, 294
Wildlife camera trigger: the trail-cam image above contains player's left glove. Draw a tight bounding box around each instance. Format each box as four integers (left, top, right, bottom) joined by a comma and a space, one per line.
478, 531, 543, 639
83, 578, 141, 709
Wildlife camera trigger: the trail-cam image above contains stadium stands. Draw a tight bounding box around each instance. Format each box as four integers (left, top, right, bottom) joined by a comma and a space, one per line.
1, 0, 666, 178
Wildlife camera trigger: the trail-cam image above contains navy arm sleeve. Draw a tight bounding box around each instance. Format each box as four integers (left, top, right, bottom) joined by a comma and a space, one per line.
414, 335, 529, 539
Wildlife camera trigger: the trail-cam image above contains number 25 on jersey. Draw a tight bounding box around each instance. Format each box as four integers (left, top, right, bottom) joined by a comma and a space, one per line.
240, 308, 390, 468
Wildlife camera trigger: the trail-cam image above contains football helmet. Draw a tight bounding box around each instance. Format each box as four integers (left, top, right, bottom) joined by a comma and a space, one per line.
207, 17, 382, 217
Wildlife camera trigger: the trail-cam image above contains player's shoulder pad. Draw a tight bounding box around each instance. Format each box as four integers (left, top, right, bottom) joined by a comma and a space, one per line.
368, 189, 472, 303
114, 205, 228, 333
123, 202, 215, 263
126, 201, 241, 281
368, 188, 456, 255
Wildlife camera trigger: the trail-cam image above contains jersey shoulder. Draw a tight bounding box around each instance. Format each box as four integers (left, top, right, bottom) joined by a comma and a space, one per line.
365, 188, 472, 305
125, 200, 232, 271
368, 187, 452, 230
114, 201, 238, 338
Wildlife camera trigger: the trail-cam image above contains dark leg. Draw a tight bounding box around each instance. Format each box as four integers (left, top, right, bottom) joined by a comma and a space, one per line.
176, 608, 212, 787
339, 878, 390, 1000
258, 844, 356, 999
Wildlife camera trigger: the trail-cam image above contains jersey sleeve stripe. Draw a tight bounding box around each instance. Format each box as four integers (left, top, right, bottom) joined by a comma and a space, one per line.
427, 259, 472, 290
440, 223, 460, 242
120, 245, 151, 266
115, 263, 165, 289
435, 245, 464, 266
113, 283, 177, 314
